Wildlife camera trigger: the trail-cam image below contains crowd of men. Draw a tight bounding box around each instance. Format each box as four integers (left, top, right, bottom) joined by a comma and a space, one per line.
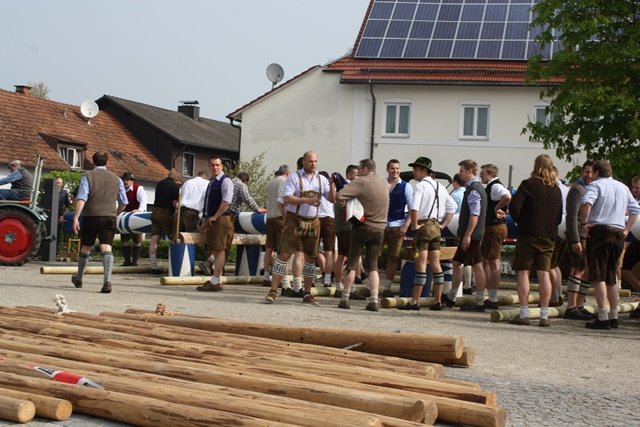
6, 149, 634, 327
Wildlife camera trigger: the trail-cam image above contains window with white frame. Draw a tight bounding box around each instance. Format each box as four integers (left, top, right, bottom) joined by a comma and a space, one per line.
533, 103, 554, 126
182, 152, 195, 177
58, 146, 83, 169
460, 104, 490, 139
384, 103, 411, 136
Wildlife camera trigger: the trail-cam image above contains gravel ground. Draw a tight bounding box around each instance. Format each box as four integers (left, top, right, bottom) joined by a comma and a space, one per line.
0, 261, 639, 427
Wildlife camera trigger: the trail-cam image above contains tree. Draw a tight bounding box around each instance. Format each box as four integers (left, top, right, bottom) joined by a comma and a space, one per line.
524, 0, 640, 182
28, 81, 50, 99
227, 152, 270, 207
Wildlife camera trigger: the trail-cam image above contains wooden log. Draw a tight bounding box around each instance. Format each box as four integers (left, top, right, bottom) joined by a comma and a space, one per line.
6, 306, 444, 379
497, 282, 631, 297
0, 337, 428, 423
40, 265, 236, 275
0, 387, 72, 421
381, 293, 539, 309
491, 302, 639, 322
0, 395, 36, 423
0, 371, 292, 427
180, 232, 266, 245
0, 351, 428, 427
0, 358, 382, 427
41, 265, 165, 275
0, 318, 457, 407
116, 309, 465, 363
161, 275, 289, 285
0, 318, 487, 407
1, 306, 441, 379
0, 345, 500, 427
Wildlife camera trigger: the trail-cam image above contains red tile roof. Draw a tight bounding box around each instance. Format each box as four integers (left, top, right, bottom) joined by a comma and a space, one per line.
0, 89, 167, 181
325, 57, 562, 86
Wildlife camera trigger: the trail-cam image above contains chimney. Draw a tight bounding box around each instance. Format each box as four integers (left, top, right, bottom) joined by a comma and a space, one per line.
14, 85, 32, 95
178, 100, 200, 120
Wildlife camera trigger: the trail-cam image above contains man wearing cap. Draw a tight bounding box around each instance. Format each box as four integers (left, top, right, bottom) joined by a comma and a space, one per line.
263, 164, 290, 288
444, 159, 488, 311
0, 160, 34, 200
120, 172, 147, 266
400, 157, 454, 311
71, 152, 128, 293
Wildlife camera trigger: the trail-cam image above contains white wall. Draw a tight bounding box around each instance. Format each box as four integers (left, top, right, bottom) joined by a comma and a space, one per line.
238, 69, 582, 186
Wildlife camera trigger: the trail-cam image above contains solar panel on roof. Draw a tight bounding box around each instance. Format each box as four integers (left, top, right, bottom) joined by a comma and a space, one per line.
354, 0, 560, 60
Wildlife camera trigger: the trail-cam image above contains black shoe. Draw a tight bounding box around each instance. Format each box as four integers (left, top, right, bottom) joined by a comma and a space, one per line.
442, 294, 456, 308
462, 287, 474, 295
365, 302, 379, 312
610, 319, 619, 329
564, 307, 593, 320
281, 288, 295, 297
430, 302, 443, 311
334, 289, 343, 298
121, 261, 132, 267
150, 267, 163, 275
262, 279, 272, 287
337, 300, 350, 309
71, 274, 82, 288
483, 300, 500, 310
578, 307, 595, 319
292, 289, 306, 298
460, 304, 485, 312
349, 291, 367, 300
354, 277, 363, 284
585, 319, 611, 330
398, 302, 420, 311
629, 307, 640, 319
100, 282, 112, 294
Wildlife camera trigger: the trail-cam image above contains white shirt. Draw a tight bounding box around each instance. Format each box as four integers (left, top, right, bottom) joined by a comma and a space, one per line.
180, 176, 209, 212
411, 176, 451, 221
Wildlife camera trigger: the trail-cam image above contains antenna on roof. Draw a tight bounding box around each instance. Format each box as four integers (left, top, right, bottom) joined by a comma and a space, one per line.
266, 63, 284, 89
80, 100, 99, 124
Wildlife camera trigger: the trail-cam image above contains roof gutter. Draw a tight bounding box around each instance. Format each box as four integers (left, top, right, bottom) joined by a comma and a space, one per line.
369, 82, 376, 160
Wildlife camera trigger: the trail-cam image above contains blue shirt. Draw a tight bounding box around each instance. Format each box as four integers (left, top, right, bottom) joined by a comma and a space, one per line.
76, 167, 128, 205
0, 170, 22, 186
450, 187, 465, 214
466, 177, 482, 217
582, 177, 640, 229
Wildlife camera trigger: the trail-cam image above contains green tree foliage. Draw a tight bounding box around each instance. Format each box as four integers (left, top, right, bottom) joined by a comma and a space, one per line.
524, 0, 640, 183
40, 170, 83, 206
227, 152, 270, 207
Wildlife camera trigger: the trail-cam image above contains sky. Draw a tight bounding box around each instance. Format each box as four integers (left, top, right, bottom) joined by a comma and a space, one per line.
0, 0, 370, 121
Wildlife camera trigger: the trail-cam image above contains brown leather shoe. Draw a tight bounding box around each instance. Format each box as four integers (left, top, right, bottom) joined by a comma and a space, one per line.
265, 289, 277, 303
196, 282, 223, 292
100, 282, 112, 294
508, 316, 531, 326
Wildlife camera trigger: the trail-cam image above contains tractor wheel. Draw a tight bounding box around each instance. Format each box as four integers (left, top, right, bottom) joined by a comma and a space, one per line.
0, 208, 42, 266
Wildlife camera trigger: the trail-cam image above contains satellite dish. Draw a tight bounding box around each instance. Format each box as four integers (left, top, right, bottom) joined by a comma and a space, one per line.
80, 100, 99, 119
266, 63, 284, 87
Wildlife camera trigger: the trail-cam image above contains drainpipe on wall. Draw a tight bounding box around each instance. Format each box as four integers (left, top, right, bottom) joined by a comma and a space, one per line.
369, 82, 376, 160
229, 118, 242, 169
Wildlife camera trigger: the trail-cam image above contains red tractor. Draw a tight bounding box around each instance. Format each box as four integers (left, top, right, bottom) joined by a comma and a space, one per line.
0, 156, 48, 265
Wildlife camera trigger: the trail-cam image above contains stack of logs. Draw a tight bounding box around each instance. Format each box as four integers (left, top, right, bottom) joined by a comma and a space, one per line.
0, 306, 506, 427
